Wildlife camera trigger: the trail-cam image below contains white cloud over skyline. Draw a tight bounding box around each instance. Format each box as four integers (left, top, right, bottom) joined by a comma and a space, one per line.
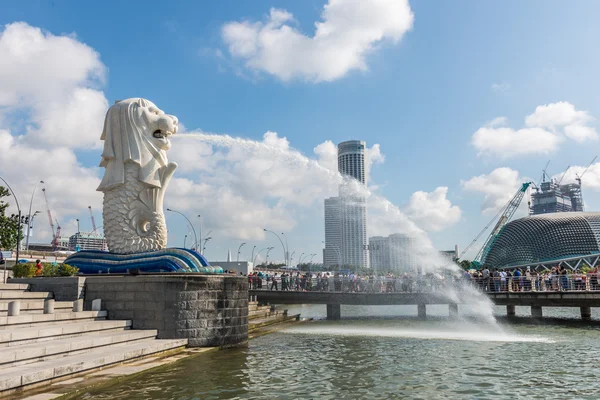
221, 0, 414, 82
471, 101, 598, 157
461, 167, 524, 215
0, 14, 455, 254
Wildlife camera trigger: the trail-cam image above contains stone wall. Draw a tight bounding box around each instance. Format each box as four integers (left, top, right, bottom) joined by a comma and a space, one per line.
84, 274, 248, 347
10, 277, 86, 301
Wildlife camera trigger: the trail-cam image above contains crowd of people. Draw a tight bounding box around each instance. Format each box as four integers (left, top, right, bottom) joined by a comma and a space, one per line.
246, 266, 600, 293
468, 266, 600, 292
247, 270, 456, 293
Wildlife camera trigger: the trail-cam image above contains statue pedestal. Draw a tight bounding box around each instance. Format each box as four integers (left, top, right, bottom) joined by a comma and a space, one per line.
64, 248, 218, 274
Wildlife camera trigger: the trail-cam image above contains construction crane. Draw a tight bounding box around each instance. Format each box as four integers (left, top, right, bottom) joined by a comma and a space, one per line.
557, 165, 571, 185
460, 182, 532, 269
88, 206, 97, 233
54, 218, 62, 250
576, 156, 597, 186
41, 187, 61, 250
576, 156, 597, 212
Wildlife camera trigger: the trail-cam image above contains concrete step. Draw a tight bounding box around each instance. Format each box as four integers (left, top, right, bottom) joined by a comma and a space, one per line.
0, 329, 159, 368
0, 319, 132, 347
0, 284, 30, 291
249, 304, 271, 313
248, 314, 300, 332
0, 338, 188, 392
0, 291, 52, 300
0, 301, 73, 316
0, 311, 107, 330
249, 309, 286, 321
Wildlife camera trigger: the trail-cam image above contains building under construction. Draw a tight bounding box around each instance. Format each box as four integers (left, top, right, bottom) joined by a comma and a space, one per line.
68, 232, 108, 252
529, 180, 583, 215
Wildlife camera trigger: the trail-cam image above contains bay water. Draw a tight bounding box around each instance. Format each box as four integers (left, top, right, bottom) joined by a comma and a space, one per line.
76, 304, 600, 399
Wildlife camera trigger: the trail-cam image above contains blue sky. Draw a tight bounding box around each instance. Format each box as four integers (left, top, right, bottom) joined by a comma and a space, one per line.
1, 0, 600, 263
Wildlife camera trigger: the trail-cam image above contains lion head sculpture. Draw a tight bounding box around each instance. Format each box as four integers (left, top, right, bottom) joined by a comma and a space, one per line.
97, 98, 178, 192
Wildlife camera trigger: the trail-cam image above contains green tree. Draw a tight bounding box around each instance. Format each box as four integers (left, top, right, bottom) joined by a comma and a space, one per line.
0, 186, 20, 250
457, 259, 472, 270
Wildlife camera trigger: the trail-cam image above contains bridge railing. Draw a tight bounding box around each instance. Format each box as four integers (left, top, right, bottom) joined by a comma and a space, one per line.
249, 275, 471, 293
247, 274, 600, 294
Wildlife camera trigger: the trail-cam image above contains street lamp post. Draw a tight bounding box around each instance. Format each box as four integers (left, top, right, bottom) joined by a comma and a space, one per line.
310, 253, 317, 263
202, 237, 212, 256
25, 211, 39, 252
290, 251, 295, 266
253, 247, 270, 266
0, 176, 21, 284
250, 245, 256, 265
264, 229, 286, 266
237, 242, 246, 262
266, 247, 274, 264
197, 215, 202, 255
281, 232, 289, 266
298, 253, 305, 266
166, 208, 198, 251
25, 180, 43, 251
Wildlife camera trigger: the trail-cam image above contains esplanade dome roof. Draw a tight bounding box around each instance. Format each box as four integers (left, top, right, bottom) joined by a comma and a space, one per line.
483, 212, 600, 268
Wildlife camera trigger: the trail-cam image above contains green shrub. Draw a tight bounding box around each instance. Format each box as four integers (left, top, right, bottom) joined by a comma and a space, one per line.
581, 265, 593, 274
12, 263, 37, 278
59, 264, 79, 276
41, 264, 59, 277
39, 263, 78, 277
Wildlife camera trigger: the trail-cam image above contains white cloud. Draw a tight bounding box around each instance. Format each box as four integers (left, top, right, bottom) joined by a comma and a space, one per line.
525, 101, 591, 130
553, 162, 600, 191
0, 22, 108, 149
221, 0, 414, 82
0, 22, 108, 244
563, 124, 598, 142
461, 168, 523, 215
472, 126, 561, 158
0, 130, 102, 242
313, 140, 338, 172
403, 187, 461, 232
471, 101, 598, 157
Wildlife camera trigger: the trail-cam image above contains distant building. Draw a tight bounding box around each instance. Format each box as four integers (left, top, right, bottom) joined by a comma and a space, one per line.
68, 232, 108, 252
324, 196, 342, 268
368, 233, 417, 273
530, 179, 583, 215
484, 212, 600, 268
338, 140, 367, 185
368, 236, 390, 272
209, 261, 253, 275
338, 140, 369, 269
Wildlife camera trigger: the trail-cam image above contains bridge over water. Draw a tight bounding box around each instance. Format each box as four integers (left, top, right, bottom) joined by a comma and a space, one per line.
249, 289, 600, 320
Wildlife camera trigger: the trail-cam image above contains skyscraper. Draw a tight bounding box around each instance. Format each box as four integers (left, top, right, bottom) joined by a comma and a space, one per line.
338, 140, 367, 185
323, 140, 369, 269
324, 196, 342, 268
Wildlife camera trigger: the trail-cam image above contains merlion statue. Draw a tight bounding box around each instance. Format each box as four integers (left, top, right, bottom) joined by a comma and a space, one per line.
65, 97, 212, 273
97, 98, 178, 254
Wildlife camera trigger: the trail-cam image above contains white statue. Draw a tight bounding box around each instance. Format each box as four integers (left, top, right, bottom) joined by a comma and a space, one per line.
97, 98, 178, 254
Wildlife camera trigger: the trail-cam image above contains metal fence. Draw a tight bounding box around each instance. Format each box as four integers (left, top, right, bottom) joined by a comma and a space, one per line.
248, 273, 600, 293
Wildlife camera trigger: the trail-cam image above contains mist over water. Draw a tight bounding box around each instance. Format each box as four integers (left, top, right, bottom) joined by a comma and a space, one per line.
178, 132, 500, 330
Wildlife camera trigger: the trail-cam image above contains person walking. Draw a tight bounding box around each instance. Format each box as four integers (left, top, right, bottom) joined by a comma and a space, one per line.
35, 260, 43, 276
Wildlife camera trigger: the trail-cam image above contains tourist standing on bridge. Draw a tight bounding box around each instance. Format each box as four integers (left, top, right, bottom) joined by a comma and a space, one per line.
482, 267, 490, 292
270, 273, 278, 291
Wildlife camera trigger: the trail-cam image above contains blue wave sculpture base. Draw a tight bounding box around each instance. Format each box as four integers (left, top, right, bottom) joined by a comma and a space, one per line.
64, 248, 221, 274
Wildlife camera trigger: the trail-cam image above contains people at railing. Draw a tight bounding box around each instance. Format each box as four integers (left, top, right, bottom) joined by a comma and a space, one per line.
248, 265, 600, 294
